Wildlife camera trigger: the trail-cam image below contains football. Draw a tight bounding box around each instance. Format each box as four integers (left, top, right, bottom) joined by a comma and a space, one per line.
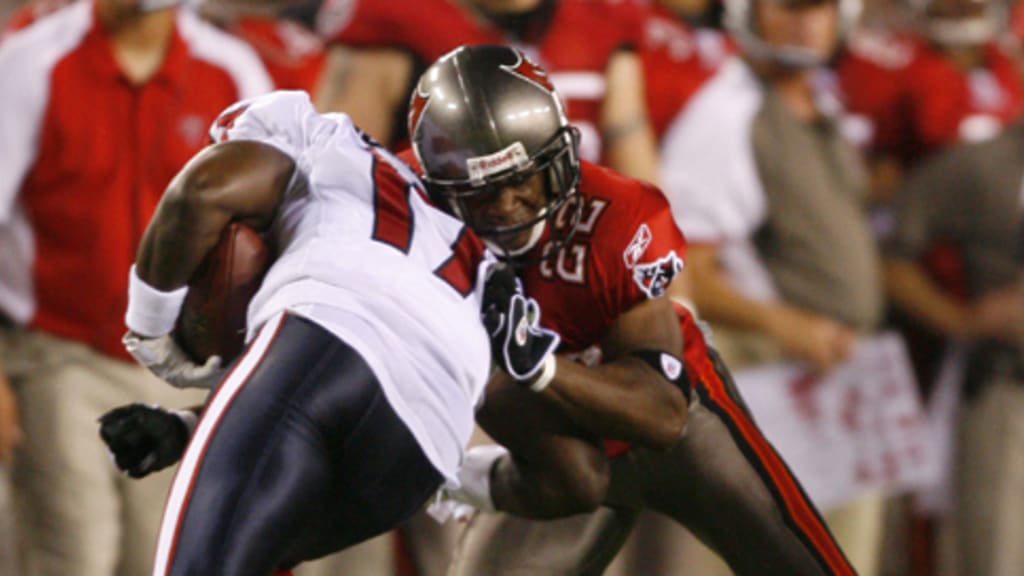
175, 222, 272, 364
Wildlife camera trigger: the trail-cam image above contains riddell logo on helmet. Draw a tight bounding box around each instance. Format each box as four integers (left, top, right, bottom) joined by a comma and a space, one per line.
467, 142, 529, 180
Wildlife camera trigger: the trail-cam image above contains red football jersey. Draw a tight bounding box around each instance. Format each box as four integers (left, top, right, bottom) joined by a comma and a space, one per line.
316, 0, 648, 160
522, 161, 687, 455
521, 161, 686, 351
0, 2, 272, 358
838, 30, 1023, 163
640, 4, 731, 141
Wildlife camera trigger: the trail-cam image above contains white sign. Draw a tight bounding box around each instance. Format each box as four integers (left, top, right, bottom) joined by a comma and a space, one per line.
732, 333, 940, 510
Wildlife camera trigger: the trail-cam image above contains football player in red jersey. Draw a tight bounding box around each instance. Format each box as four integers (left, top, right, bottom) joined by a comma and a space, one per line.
409, 44, 856, 576
837, 0, 1023, 197
313, 0, 660, 184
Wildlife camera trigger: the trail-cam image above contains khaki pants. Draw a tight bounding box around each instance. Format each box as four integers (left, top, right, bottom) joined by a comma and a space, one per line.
956, 380, 1024, 576
0, 466, 16, 575
1, 330, 204, 576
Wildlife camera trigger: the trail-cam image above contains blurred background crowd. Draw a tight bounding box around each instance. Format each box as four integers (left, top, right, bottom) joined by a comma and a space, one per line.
1, 0, 1023, 575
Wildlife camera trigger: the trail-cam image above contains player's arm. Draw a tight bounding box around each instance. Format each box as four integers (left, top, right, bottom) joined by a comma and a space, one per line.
314, 45, 413, 145
123, 141, 293, 389
600, 49, 659, 185
459, 294, 688, 519
530, 295, 688, 450
474, 379, 611, 518
687, 243, 854, 373
135, 140, 294, 291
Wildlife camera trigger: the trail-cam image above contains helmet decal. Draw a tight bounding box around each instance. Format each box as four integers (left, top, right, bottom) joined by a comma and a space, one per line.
501, 52, 556, 94
408, 82, 431, 148
466, 142, 530, 181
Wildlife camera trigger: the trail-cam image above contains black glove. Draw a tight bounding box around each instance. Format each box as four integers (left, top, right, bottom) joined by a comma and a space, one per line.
482, 263, 560, 381
98, 403, 192, 478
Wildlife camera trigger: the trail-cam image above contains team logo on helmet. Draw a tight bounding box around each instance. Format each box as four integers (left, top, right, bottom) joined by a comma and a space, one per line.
408, 82, 431, 144
502, 51, 556, 93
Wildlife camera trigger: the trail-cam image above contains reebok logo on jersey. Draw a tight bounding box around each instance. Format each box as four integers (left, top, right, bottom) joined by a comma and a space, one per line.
467, 142, 529, 181
632, 251, 683, 299
623, 224, 652, 269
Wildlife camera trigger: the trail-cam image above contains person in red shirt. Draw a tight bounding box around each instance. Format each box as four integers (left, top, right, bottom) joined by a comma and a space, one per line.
412, 44, 855, 576
313, 0, 661, 184
0, 0, 271, 574
641, 0, 733, 142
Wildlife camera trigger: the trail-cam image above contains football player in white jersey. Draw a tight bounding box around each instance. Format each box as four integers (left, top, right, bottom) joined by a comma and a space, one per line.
97, 90, 559, 576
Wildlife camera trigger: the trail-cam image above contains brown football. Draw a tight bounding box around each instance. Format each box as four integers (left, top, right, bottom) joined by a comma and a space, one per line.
175, 223, 271, 364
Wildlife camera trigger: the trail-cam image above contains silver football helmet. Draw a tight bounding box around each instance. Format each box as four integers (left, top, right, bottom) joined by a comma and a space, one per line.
408, 44, 581, 259
724, 0, 862, 68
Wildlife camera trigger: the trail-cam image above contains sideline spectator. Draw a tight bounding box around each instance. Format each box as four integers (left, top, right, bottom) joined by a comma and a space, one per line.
0, 1, 270, 573
659, 0, 888, 572
883, 124, 1024, 576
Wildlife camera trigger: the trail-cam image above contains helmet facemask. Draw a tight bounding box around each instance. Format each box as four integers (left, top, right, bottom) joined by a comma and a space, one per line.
424, 126, 583, 263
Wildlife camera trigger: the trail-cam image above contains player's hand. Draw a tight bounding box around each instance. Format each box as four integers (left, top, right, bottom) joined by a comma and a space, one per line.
968, 283, 1024, 344
765, 306, 855, 373
98, 403, 193, 479
481, 264, 560, 382
123, 331, 224, 389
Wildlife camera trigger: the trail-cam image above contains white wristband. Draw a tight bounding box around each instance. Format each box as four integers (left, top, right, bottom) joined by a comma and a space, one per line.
124, 265, 188, 338
529, 355, 557, 393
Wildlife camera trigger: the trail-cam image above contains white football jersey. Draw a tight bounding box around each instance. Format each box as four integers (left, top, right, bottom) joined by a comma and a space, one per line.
209, 91, 492, 481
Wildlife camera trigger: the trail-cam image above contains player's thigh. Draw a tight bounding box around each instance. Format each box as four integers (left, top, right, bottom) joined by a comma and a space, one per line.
627, 354, 846, 576
448, 507, 637, 576
158, 313, 441, 575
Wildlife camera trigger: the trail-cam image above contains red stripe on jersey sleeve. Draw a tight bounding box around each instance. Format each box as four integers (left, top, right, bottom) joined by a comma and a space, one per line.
371, 154, 414, 253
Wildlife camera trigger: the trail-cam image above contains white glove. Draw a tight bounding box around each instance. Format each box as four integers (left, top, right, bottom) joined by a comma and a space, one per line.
425, 492, 477, 524
123, 332, 224, 389
425, 444, 509, 523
